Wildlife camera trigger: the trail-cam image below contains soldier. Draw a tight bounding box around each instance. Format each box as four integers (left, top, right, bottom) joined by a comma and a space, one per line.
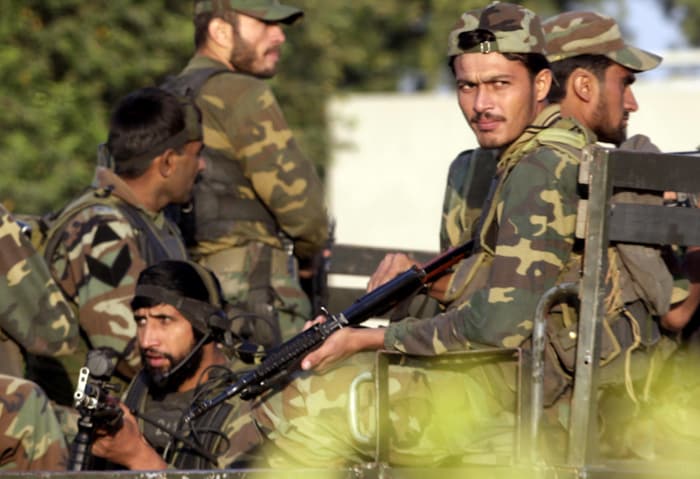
0, 204, 78, 376
90, 260, 260, 469
0, 374, 68, 471
543, 11, 700, 457
25, 88, 204, 416
188, 2, 595, 468
169, 0, 329, 349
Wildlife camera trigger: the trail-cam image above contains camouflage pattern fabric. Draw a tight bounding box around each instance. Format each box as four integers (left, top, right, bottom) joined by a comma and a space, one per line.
25, 167, 188, 408
0, 205, 77, 376
181, 55, 328, 340
245, 352, 516, 468
447, 1, 546, 58
439, 148, 497, 251
0, 375, 68, 471
543, 11, 661, 72
385, 105, 592, 354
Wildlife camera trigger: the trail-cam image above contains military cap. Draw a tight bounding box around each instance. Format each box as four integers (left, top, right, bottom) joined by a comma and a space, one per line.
447, 1, 546, 58
543, 11, 661, 72
194, 0, 303, 24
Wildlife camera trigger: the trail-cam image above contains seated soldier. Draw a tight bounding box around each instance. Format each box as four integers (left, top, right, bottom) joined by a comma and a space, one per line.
90, 260, 261, 469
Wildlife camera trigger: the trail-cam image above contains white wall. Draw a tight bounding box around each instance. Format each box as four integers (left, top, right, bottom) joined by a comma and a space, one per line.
327, 77, 700, 253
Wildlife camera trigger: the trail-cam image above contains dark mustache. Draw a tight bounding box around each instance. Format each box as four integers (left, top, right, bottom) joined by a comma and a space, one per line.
470, 111, 506, 123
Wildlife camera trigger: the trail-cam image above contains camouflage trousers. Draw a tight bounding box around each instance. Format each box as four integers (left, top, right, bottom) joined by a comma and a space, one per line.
0, 375, 68, 471
199, 242, 311, 347
247, 351, 517, 469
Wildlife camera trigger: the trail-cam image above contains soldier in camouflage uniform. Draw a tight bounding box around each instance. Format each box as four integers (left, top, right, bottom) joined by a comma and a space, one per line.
544, 11, 700, 458
172, 0, 328, 349
194, 2, 598, 468
90, 260, 262, 470
25, 88, 203, 417
0, 204, 78, 377
0, 374, 68, 471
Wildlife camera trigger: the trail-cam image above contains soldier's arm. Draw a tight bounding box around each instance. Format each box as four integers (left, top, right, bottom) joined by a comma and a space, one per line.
0, 209, 78, 356
55, 207, 145, 369
0, 375, 68, 471
384, 148, 579, 353
226, 80, 328, 259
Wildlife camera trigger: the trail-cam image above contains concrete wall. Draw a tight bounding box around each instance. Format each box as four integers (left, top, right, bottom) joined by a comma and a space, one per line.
327, 77, 700, 253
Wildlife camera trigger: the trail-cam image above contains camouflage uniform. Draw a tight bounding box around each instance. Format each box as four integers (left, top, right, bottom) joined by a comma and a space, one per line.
439, 148, 497, 251
0, 205, 77, 377
543, 12, 678, 458
25, 167, 188, 408
0, 374, 68, 471
178, 54, 328, 345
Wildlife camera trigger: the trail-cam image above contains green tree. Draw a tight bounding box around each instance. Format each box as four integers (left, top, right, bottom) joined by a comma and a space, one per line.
0, 0, 594, 214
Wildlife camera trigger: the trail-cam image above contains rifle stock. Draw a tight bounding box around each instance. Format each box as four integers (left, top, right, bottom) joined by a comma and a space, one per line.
184, 240, 474, 423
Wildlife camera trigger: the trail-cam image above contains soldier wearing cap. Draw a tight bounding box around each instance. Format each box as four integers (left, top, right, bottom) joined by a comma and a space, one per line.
90, 260, 263, 470
182, 2, 596, 468
543, 11, 700, 459
168, 0, 329, 351
24, 88, 204, 435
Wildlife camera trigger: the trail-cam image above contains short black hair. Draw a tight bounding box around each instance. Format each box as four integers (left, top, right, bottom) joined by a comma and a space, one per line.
449, 30, 550, 79
132, 260, 223, 312
106, 87, 187, 178
548, 54, 614, 103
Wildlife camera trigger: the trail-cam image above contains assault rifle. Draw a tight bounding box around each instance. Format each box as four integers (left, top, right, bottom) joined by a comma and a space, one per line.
184, 239, 474, 423
68, 348, 124, 471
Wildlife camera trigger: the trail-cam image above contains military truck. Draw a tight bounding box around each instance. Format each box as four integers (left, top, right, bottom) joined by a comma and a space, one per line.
11, 145, 700, 479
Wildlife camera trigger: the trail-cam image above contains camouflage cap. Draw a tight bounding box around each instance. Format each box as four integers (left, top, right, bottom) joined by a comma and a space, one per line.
447, 1, 546, 58
194, 0, 303, 24
543, 11, 661, 72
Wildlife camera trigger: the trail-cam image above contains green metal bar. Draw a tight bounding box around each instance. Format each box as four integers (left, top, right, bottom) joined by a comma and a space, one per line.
567, 146, 612, 466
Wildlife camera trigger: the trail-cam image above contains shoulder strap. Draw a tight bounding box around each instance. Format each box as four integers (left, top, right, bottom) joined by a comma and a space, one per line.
161, 67, 232, 98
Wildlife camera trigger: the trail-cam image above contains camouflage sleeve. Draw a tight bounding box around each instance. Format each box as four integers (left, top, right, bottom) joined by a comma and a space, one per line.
0, 207, 77, 356
215, 76, 328, 259
0, 375, 68, 471
52, 205, 143, 360
386, 147, 579, 353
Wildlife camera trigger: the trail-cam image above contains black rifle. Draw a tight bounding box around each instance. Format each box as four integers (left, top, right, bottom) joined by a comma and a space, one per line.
184, 239, 474, 423
68, 349, 124, 471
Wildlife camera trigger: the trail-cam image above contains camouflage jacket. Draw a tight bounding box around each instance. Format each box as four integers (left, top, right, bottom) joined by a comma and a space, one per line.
0, 205, 77, 362
27, 168, 187, 405
439, 148, 498, 251
0, 375, 68, 471
181, 55, 328, 261
385, 105, 592, 353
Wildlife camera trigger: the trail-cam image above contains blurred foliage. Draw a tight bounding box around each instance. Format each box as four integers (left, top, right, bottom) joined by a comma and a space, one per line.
0, 0, 669, 214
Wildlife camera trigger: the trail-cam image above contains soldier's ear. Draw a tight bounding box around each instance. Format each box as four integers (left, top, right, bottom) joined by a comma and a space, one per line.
208, 17, 234, 49
155, 149, 177, 178
571, 68, 594, 103
534, 68, 552, 103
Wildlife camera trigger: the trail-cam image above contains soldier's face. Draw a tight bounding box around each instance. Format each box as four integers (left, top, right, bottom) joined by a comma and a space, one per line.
591, 63, 638, 146
230, 14, 286, 79
455, 52, 550, 150
135, 303, 202, 391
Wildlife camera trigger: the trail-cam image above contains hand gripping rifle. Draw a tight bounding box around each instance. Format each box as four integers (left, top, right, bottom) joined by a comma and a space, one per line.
68, 348, 124, 471
184, 240, 474, 423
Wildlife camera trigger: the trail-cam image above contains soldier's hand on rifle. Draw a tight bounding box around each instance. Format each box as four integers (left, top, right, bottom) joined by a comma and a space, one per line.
91, 404, 167, 470
301, 315, 385, 373
367, 253, 416, 292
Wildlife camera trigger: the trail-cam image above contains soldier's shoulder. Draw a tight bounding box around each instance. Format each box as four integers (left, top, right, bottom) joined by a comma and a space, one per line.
203, 71, 270, 99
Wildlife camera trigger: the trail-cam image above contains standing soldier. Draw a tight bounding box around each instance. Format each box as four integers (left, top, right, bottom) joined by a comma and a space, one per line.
169, 0, 329, 349
0, 204, 77, 376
